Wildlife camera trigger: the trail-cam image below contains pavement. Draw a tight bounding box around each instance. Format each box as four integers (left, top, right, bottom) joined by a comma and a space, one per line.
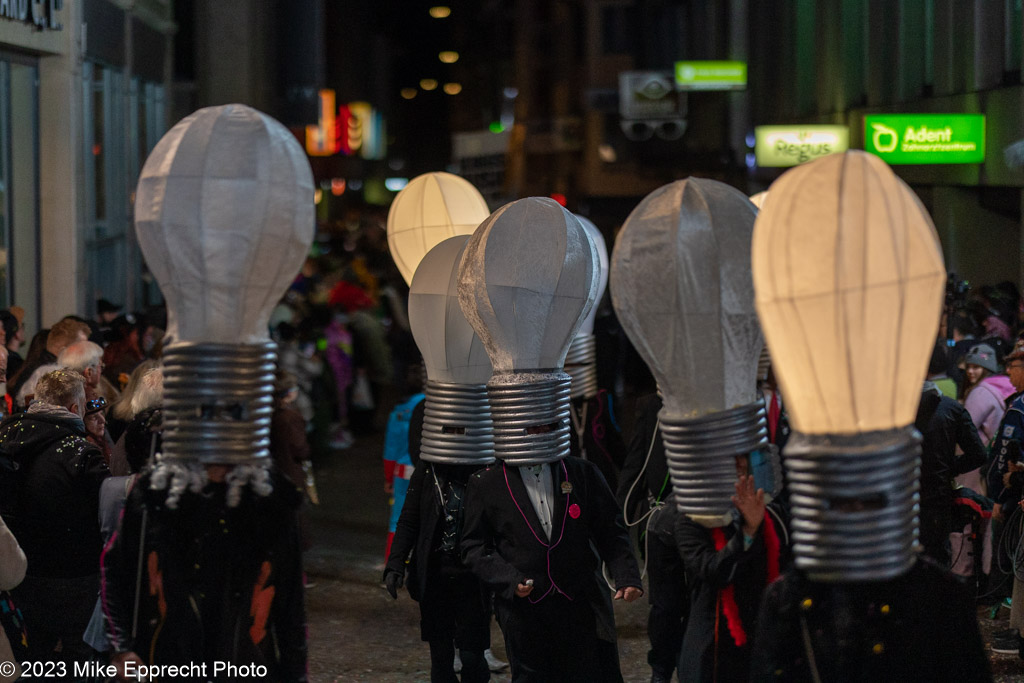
300, 430, 1022, 682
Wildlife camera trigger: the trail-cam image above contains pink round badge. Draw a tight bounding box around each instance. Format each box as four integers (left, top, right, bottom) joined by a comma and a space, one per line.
569, 503, 581, 519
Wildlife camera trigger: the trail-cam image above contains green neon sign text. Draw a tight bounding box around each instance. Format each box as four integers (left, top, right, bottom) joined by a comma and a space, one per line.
674, 61, 747, 91
863, 114, 985, 164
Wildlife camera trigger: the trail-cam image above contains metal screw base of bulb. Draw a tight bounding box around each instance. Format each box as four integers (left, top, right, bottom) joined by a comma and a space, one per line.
662, 402, 768, 523
564, 334, 598, 400
161, 341, 276, 465
420, 381, 495, 465
487, 373, 572, 465
785, 427, 920, 583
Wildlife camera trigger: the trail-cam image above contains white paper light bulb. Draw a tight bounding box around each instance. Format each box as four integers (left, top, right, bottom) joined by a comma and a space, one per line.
387, 172, 490, 286
409, 236, 494, 465
135, 104, 315, 345
460, 198, 598, 373
564, 215, 608, 399
752, 151, 945, 434
410, 236, 493, 385
573, 216, 609, 337
611, 178, 765, 524
749, 191, 769, 209
458, 197, 599, 464
134, 104, 314, 481
752, 150, 946, 581
612, 178, 763, 418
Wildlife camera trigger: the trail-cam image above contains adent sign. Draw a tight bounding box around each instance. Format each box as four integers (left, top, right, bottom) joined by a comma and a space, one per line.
755, 125, 849, 167
864, 114, 985, 164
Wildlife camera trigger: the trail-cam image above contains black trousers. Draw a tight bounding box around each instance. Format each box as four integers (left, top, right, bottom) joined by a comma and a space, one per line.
646, 531, 687, 678
497, 594, 601, 683
419, 556, 490, 682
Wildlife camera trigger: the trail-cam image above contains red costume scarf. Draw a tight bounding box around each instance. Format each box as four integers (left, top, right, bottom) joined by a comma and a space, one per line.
710, 514, 780, 647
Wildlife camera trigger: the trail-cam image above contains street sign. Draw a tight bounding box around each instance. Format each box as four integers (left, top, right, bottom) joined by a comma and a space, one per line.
863, 114, 985, 164
674, 61, 747, 91
755, 125, 849, 167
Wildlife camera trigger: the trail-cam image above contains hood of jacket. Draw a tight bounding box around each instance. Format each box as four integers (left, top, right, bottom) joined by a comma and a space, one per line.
979, 374, 1016, 401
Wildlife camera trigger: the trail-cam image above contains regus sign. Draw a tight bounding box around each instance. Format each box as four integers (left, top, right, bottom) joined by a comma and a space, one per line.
864, 114, 985, 164
754, 125, 849, 167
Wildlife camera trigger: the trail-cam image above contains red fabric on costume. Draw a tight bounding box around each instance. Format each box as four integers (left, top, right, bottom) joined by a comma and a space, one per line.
711, 514, 780, 648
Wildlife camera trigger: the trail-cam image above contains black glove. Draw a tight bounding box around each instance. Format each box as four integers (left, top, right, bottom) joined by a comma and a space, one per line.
384, 569, 404, 599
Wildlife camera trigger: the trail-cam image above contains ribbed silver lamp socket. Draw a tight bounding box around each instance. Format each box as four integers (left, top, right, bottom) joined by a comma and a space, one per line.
487, 372, 572, 465
420, 381, 495, 465
564, 334, 598, 400
160, 341, 276, 465
785, 427, 920, 582
662, 401, 769, 525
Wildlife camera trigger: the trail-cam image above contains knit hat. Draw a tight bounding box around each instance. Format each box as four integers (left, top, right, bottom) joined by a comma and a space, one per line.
965, 343, 999, 374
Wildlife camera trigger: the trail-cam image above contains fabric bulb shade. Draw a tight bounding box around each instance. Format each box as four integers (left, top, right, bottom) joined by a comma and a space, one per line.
611, 178, 766, 524
135, 104, 315, 345
387, 172, 490, 286
752, 151, 945, 435
573, 215, 609, 337
410, 236, 494, 465
752, 150, 946, 581
459, 197, 599, 374
134, 103, 314, 472
612, 178, 763, 418
458, 197, 599, 465
410, 236, 493, 385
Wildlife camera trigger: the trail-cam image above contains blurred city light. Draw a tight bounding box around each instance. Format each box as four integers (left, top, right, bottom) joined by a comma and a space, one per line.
443, 82, 462, 95
439, 51, 459, 64
385, 177, 409, 192
420, 79, 438, 91
429, 6, 451, 18
400, 88, 417, 99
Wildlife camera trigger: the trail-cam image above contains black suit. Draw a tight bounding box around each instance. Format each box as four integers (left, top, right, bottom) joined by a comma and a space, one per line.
385, 461, 490, 682
462, 457, 641, 682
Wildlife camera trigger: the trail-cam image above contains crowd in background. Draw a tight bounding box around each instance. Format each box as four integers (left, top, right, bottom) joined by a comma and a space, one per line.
0, 203, 1015, 680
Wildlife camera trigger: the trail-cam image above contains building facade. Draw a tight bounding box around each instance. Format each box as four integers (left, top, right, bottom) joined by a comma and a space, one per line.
0, 0, 172, 333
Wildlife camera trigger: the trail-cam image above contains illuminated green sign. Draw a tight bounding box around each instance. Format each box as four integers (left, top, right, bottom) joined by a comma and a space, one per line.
863, 114, 985, 164
674, 61, 747, 91
755, 125, 849, 167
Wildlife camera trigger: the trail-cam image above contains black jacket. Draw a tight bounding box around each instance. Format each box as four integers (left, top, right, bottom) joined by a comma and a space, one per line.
915, 385, 988, 508
385, 461, 482, 602
461, 457, 641, 605
0, 409, 107, 577
100, 468, 307, 682
750, 559, 991, 682
675, 511, 781, 683
617, 393, 668, 515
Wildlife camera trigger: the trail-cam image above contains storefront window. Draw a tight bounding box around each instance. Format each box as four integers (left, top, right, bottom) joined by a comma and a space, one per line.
0, 52, 41, 332
83, 62, 166, 315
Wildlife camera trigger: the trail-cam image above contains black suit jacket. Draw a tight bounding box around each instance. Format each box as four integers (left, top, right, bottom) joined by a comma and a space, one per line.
385, 461, 480, 602
461, 457, 641, 605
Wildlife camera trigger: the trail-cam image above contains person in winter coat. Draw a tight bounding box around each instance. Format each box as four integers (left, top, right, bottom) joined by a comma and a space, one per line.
674, 457, 785, 683
915, 381, 988, 566
0, 369, 108, 665
962, 343, 1015, 445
